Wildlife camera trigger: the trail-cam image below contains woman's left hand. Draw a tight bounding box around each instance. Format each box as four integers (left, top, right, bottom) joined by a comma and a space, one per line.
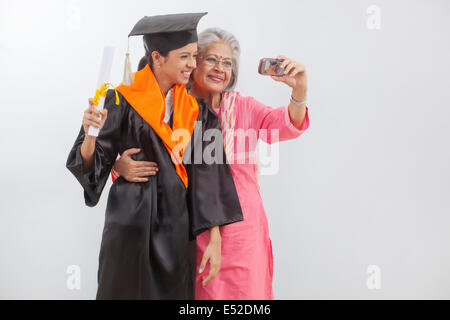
198, 233, 221, 286
270, 56, 308, 93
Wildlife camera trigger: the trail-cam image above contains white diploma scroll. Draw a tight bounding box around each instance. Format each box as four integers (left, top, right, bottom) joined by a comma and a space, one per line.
88, 46, 116, 137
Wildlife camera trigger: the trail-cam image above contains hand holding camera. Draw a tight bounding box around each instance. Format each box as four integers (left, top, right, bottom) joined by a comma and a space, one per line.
258, 56, 308, 93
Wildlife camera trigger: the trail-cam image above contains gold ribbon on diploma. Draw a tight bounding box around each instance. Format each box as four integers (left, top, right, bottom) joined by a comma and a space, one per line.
92, 83, 120, 106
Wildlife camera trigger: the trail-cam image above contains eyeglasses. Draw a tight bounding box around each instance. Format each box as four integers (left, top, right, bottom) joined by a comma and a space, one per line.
201, 56, 233, 70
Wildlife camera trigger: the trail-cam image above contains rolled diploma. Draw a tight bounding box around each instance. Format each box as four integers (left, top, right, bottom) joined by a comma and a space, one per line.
88, 46, 116, 137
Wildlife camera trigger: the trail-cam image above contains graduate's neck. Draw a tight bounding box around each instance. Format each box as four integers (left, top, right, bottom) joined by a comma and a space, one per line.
189, 83, 222, 110
152, 68, 174, 97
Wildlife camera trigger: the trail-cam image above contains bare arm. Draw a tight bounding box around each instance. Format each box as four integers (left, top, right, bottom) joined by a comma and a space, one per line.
288, 86, 308, 129
81, 136, 96, 173
81, 99, 108, 173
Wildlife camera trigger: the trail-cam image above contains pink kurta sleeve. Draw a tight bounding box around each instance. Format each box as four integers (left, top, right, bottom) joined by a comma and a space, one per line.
240, 95, 310, 144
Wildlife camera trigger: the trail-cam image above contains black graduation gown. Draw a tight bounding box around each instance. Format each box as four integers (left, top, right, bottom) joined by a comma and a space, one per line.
66, 90, 243, 300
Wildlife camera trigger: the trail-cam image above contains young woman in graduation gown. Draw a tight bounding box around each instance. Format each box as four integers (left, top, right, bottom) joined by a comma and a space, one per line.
113, 28, 310, 299
66, 13, 243, 300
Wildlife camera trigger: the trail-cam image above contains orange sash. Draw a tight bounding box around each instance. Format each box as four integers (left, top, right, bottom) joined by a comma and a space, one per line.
116, 65, 199, 188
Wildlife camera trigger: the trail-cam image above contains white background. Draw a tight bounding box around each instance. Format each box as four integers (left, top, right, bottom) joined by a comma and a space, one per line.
1, 0, 449, 299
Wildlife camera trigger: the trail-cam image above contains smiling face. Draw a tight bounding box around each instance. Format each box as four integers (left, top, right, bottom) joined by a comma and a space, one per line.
192, 41, 233, 94
155, 42, 198, 86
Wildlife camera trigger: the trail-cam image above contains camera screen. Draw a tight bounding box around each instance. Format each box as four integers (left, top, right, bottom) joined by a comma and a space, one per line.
262, 60, 284, 75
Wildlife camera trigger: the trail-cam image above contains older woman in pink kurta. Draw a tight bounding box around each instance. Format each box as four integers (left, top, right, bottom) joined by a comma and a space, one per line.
112, 27, 310, 299
189, 28, 310, 299
194, 91, 309, 299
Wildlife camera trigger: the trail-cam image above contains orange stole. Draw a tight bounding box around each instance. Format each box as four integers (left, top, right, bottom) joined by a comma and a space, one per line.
116, 65, 199, 188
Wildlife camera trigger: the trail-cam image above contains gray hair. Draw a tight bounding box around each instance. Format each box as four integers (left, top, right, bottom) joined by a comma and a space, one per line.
197, 28, 241, 91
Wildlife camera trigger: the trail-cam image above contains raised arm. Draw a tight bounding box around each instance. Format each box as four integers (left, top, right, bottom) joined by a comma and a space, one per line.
80, 99, 108, 172
66, 90, 124, 206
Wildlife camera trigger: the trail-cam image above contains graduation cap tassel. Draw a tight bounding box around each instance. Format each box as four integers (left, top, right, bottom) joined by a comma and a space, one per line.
122, 37, 133, 85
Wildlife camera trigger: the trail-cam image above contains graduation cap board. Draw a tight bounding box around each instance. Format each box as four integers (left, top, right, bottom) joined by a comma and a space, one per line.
129, 12, 207, 39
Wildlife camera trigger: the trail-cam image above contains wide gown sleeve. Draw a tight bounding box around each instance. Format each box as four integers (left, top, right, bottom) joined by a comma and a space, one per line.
66, 90, 124, 207
185, 101, 244, 239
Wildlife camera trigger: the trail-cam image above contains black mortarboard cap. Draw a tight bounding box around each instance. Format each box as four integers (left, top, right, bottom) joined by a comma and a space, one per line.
129, 12, 207, 52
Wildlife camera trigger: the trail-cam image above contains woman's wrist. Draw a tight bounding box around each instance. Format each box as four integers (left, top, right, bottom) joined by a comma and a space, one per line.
291, 87, 307, 103
80, 137, 95, 173
209, 226, 221, 244
83, 135, 96, 144
290, 95, 307, 107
